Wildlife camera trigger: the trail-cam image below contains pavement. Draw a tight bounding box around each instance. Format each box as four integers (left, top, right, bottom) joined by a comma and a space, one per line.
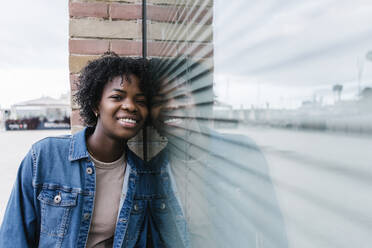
217, 124, 372, 248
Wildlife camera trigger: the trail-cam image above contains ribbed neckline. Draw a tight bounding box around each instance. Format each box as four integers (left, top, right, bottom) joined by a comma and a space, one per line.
89, 152, 126, 170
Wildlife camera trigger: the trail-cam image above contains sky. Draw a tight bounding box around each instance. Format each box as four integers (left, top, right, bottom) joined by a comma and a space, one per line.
214, 0, 372, 109
0, 1, 69, 108
1, 1, 372, 110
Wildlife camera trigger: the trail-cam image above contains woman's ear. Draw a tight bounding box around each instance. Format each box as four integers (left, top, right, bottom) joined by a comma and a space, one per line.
93, 107, 99, 117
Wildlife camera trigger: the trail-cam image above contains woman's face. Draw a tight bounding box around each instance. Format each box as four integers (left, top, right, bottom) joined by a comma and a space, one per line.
95, 74, 148, 141
150, 83, 199, 137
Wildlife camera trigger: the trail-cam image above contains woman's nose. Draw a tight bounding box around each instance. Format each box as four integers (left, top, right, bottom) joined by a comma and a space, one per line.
165, 98, 181, 110
121, 99, 137, 112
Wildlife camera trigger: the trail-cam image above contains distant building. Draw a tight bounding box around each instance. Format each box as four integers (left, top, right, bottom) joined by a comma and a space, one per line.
10, 94, 70, 122
5, 94, 71, 130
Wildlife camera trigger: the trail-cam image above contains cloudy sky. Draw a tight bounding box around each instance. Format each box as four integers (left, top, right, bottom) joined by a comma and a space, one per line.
214, 0, 372, 108
0, 0, 68, 108
1, 0, 372, 110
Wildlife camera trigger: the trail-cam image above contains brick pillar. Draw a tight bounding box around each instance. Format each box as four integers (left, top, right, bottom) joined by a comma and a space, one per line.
68, 0, 213, 158
69, 0, 144, 156
146, 0, 213, 58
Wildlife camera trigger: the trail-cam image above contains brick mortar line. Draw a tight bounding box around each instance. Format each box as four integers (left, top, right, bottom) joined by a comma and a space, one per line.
69, 37, 142, 41
147, 40, 212, 45
70, 54, 142, 58
149, 38, 212, 43
71, 1, 138, 3
69, 17, 141, 22
147, 20, 211, 25
69, 35, 142, 40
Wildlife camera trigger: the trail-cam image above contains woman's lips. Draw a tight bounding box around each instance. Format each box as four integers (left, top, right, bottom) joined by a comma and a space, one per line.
163, 117, 183, 126
117, 117, 138, 128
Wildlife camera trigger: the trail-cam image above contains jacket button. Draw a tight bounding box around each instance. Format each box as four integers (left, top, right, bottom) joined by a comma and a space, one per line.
119, 218, 127, 223
83, 213, 90, 220
53, 194, 61, 204
86, 167, 93, 175
134, 204, 139, 211
160, 202, 166, 210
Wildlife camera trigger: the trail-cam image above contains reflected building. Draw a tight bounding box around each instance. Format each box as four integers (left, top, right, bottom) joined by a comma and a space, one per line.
214, 85, 372, 135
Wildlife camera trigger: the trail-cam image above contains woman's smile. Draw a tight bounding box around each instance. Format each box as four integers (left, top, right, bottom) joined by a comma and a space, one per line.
117, 116, 140, 128
95, 74, 148, 141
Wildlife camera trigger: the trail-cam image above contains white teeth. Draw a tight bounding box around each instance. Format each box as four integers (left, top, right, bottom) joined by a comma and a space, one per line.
119, 118, 137, 123
164, 118, 182, 124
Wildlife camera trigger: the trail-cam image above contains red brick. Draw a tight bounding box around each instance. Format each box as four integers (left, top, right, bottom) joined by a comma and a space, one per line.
147, 41, 178, 57
71, 110, 84, 126
69, 39, 110, 55
147, 5, 178, 22
69, 2, 108, 18
111, 40, 142, 56
70, 73, 80, 92
110, 4, 141, 20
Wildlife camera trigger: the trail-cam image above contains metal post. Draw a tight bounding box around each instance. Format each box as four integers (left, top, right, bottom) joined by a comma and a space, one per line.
142, 0, 147, 161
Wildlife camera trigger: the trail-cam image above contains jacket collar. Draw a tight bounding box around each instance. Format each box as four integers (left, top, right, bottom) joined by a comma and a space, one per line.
69, 127, 90, 161
68, 127, 142, 172
126, 146, 143, 173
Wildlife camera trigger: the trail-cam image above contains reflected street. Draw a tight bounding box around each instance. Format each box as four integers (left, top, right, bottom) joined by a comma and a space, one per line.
218, 124, 372, 248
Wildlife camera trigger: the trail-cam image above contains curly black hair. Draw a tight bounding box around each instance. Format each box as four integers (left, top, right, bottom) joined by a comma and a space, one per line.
74, 52, 149, 126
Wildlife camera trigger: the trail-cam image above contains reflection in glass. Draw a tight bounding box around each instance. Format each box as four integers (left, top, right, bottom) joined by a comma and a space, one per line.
146, 0, 372, 247
147, 58, 288, 247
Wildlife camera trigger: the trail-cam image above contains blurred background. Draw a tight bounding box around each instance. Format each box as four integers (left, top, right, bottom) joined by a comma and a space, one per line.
1, 1, 372, 247
0, 0, 70, 224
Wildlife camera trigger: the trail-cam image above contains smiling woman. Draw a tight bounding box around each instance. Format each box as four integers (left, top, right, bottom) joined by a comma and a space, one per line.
0, 54, 178, 248
93, 74, 148, 144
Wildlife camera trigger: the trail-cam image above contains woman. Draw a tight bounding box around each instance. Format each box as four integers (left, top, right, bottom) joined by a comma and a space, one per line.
0, 53, 152, 247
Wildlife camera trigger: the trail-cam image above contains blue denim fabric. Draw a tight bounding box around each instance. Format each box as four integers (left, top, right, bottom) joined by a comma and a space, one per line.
145, 149, 190, 248
0, 128, 188, 248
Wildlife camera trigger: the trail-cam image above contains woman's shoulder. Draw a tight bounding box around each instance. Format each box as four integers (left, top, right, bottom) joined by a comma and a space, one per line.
31, 134, 73, 154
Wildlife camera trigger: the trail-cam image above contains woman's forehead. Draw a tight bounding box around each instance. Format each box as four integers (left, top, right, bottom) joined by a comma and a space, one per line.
156, 83, 191, 96
108, 74, 139, 87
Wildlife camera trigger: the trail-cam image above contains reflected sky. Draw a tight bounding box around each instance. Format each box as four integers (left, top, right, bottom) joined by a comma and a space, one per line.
214, 0, 372, 109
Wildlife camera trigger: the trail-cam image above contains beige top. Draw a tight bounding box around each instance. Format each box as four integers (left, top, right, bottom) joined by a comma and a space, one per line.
86, 152, 126, 248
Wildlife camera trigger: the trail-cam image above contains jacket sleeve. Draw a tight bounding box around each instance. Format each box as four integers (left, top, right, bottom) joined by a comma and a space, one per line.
0, 147, 38, 247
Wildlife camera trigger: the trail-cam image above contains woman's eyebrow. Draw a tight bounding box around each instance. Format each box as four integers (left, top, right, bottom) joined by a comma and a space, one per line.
112, 88, 125, 93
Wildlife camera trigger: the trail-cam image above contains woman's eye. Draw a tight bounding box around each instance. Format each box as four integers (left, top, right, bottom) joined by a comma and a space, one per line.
110, 95, 122, 100
136, 98, 147, 105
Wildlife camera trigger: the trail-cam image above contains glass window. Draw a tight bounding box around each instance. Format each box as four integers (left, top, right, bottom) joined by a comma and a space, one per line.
146, 1, 372, 247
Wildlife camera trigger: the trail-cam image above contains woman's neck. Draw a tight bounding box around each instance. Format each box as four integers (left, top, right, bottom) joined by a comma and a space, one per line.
86, 127, 126, 163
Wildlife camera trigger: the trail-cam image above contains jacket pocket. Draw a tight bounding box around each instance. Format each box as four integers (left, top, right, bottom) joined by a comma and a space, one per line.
37, 189, 77, 237
150, 198, 186, 248
126, 199, 146, 241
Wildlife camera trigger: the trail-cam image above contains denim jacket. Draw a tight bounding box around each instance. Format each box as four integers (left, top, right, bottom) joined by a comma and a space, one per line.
0, 128, 189, 248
